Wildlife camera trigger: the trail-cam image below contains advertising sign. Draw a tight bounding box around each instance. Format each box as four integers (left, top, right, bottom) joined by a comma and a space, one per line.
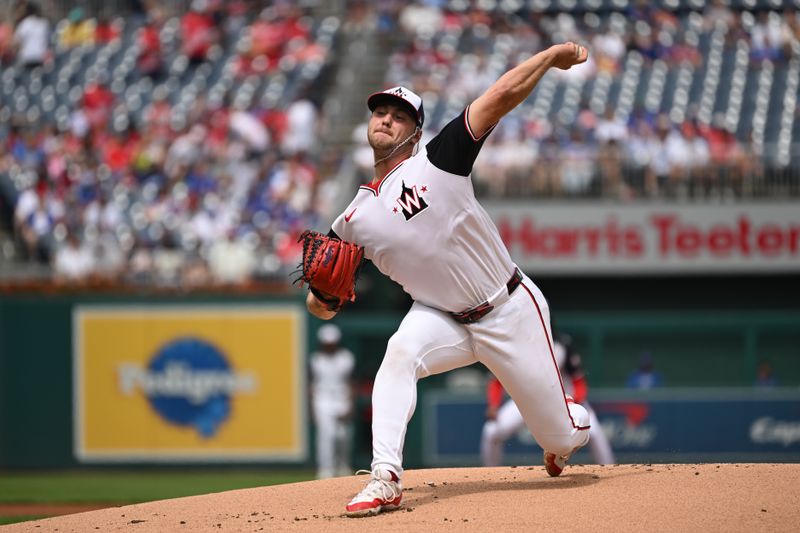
423, 390, 800, 465
73, 305, 306, 462
486, 202, 800, 274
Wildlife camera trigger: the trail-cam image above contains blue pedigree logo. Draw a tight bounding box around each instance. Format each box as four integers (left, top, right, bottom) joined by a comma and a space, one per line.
117, 337, 258, 437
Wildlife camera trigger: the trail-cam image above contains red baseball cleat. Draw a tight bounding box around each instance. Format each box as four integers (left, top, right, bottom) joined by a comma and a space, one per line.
544, 451, 568, 477
345, 467, 403, 517
544, 394, 580, 477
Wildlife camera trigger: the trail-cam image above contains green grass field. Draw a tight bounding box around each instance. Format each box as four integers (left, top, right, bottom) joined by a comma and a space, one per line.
0, 469, 316, 525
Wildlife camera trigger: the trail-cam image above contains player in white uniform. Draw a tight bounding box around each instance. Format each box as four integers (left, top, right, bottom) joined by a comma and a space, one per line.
305, 42, 591, 517
309, 324, 356, 479
481, 334, 615, 467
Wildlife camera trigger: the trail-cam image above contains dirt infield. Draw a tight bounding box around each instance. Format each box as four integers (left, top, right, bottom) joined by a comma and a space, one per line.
5, 464, 799, 532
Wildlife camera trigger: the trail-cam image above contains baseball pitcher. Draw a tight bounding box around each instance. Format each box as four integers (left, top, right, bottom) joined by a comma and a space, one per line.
297, 42, 591, 517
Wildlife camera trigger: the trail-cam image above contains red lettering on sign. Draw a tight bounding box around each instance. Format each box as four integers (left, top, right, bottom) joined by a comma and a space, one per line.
790, 226, 800, 253
500, 216, 644, 258
650, 214, 675, 255
675, 224, 703, 256
757, 225, 784, 256
737, 216, 751, 255
498, 210, 798, 269
625, 228, 644, 255
708, 225, 735, 256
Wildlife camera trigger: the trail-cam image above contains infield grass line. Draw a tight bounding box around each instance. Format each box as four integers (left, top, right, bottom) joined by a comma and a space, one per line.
0, 469, 316, 504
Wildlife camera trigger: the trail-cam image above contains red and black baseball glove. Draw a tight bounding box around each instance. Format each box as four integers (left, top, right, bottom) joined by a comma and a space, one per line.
294, 230, 365, 312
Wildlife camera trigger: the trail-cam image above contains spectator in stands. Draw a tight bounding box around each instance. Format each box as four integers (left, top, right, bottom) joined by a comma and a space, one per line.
398, 0, 444, 37
181, 0, 218, 64
180, 248, 213, 288
286, 33, 326, 66
13, 185, 38, 238
784, 10, 800, 53
59, 7, 95, 50
595, 108, 629, 198
698, 114, 747, 196
126, 237, 155, 284
94, 14, 121, 45
207, 228, 256, 285
658, 114, 695, 197
141, 86, 172, 139
703, 0, 736, 31
375, 0, 402, 34
151, 233, 184, 286
626, 351, 664, 390
164, 124, 207, 179
750, 10, 786, 64
9, 127, 44, 171
13, 1, 49, 69
597, 137, 629, 199
19, 195, 57, 263
666, 29, 703, 68
282, 97, 319, 156
102, 128, 137, 174
137, 9, 165, 79
53, 230, 95, 283
625, 116, 659, 197
91, 231, 126, 282
83, 191, 122, 234
82, 77, 115, 134
530, 134, 563, 197
245, 4, 310, 74
0, 15, 14, 66
560, 126, 597, 195
680, 120, 711, 196
342, 0, 377, 37
591, 18, 626, 74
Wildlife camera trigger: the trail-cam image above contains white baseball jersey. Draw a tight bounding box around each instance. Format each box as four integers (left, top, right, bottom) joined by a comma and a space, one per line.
334, 105, 590, 478
331, 107, 515, 313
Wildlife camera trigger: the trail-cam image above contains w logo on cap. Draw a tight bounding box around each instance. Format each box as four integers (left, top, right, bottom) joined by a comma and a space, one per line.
391, 87, 406, 97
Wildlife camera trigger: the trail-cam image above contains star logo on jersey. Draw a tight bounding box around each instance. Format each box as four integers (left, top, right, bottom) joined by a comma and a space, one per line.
394, 181, 429, 221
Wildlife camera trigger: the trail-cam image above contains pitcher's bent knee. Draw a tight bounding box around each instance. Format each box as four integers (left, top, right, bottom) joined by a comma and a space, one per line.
568, 402, 591, 429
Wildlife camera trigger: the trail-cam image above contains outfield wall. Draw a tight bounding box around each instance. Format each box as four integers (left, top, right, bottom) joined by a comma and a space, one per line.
423, 388, 800, 465
1, 294, 798, 468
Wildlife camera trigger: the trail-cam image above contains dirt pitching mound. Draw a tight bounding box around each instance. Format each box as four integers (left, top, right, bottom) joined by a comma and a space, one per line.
6, 464, 800, 532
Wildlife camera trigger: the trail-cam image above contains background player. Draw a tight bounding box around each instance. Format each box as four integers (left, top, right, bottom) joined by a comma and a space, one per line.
305, 42, 592, 517
481, 333, 615, 467
309, 324, 355, 479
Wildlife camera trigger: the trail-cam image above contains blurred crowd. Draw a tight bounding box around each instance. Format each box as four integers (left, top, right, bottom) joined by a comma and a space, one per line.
1, 0, 334, 287
349, 0, 800, 200
2, 0, 800, 287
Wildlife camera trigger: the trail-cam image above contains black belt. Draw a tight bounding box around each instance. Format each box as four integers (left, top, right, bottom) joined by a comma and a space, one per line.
449, 268, 523, 325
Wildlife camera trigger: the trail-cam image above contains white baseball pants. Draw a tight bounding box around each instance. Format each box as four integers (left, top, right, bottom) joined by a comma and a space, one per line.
370, 274, 590, 477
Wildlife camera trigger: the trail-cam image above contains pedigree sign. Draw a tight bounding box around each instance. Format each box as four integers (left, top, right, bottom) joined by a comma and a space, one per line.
73, 305, 307, 462
487, 202, 799, 273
